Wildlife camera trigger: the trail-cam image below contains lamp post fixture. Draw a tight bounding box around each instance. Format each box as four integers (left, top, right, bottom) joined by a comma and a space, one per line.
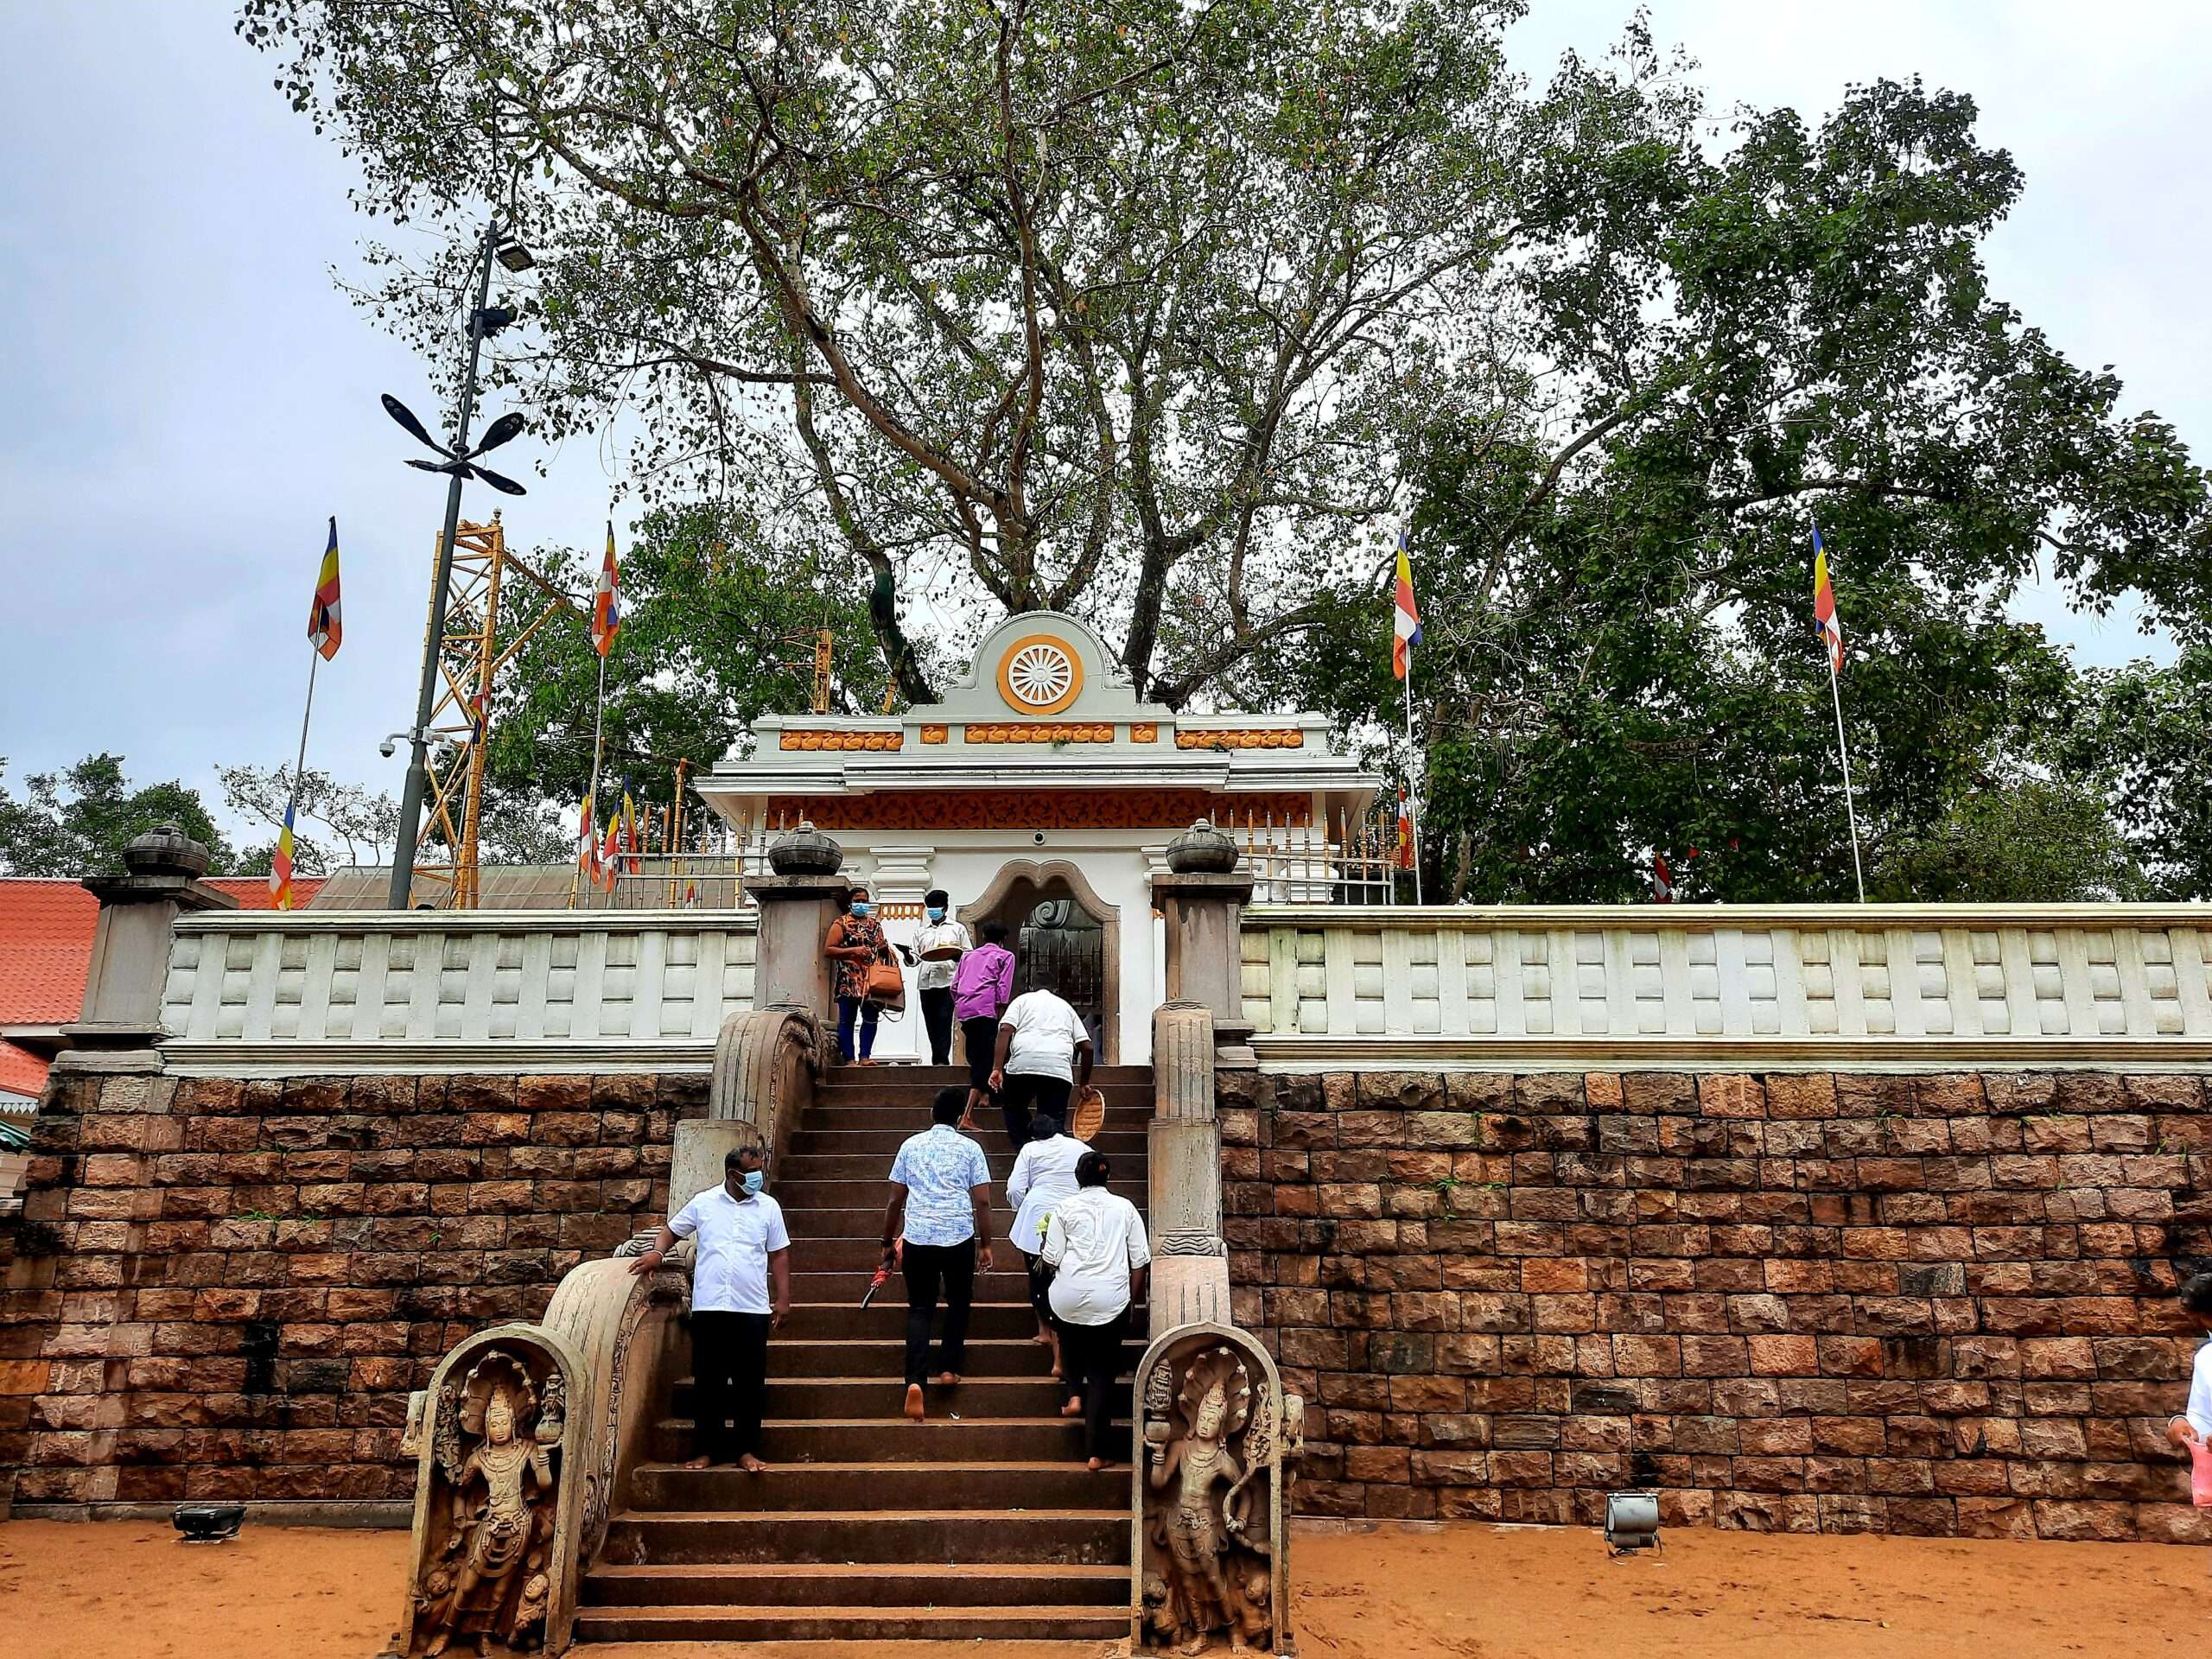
384, 217, 534, 910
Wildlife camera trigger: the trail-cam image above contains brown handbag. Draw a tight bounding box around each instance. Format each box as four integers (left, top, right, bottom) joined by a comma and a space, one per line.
865, 958, 906, 1011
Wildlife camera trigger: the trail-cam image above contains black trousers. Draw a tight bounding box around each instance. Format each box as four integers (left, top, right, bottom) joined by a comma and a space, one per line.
962, 1016, 1000, 1093
1055, 1306, 1128, 1462
690, 1310, 772, 1463
901, 1237, 976, 1385
920, 986, 956, 1065
999, 1071, 1071, 1150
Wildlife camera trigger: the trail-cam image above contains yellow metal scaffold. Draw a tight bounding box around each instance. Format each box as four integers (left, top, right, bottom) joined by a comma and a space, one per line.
411, 514, 581, 908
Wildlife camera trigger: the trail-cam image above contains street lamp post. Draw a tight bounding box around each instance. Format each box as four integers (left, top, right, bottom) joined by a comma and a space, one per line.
385, 216, 531, 909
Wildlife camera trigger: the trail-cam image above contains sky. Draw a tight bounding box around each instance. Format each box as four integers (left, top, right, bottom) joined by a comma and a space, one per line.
0, 1, 2203, 840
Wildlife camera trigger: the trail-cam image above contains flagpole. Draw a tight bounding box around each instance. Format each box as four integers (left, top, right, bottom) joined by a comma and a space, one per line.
276, 648, 321, 907
583, 649, 608, 911
1402, 662, 1425, 906
1826, 655, 1867, 903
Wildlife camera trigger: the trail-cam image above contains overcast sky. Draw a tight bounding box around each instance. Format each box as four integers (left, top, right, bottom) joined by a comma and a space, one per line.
0, 2, 2202, 836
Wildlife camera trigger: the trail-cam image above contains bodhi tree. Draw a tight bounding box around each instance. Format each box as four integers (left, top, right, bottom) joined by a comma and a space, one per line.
240, 0, 1695, 707
1251, 75, 2209, 901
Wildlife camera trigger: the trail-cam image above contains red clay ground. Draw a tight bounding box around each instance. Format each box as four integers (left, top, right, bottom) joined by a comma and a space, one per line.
0, 1516, 2202, 1657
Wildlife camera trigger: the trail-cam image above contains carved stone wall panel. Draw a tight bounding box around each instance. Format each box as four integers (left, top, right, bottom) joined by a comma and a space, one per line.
763, 790, 1314, 833
1132, 1322, 1301, 1656
398, 1324, 589, 1659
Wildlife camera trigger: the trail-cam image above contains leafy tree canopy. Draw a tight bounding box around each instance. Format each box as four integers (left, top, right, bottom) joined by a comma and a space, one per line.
218, 764, 399, 877
0, 755, 235, 878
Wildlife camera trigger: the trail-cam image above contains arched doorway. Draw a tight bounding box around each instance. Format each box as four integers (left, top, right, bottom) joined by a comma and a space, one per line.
959, 860, 1120, 1063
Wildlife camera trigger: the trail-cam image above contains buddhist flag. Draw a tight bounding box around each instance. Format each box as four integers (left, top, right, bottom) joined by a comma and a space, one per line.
308, 517, 342, 659
576, 793, 596, 874
1653, 851, 1675, 904
590, 520, 621, 657
1395, 788, 1415, 870
597, 809, 621, 892
1812, 523, 1843, 674
270, 799, 297, 910
1392, 527, 1421, 680
620, 783, 641, 874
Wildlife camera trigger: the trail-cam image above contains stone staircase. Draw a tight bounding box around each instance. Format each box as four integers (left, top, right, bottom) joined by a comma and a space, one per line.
575, 1064, 1152, 1645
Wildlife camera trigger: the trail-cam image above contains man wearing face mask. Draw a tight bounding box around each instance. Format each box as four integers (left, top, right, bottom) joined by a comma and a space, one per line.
631, 1144, 790, 1472
911, 887, 971, 1067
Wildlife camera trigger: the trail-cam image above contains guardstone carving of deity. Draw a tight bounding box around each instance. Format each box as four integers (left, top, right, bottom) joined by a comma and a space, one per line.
1136, 1329, 1302, 1655
410, 1347, 567, 1657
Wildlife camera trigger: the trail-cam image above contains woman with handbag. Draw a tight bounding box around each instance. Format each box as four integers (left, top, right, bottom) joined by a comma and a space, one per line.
826, 884, 899, 1065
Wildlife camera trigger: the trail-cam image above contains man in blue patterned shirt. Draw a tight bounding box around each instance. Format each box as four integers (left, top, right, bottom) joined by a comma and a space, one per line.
884, 1088, 996, 1422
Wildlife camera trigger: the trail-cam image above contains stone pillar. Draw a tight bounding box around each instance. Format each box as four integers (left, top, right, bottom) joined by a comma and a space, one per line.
67, 823, 235, 1061
741, 823, 849, 1032
1151, 822, 1254, 1065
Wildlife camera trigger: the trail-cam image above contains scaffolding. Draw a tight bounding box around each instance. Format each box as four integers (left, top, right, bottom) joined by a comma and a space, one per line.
412, 514, 581, 908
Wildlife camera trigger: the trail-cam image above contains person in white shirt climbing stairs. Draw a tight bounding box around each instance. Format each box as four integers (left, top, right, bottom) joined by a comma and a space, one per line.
988, 984, 1093, 1150
1005, 1114, 1085, 1379
1041, 1148, 1149, 1471
628, 1143, 791, 1473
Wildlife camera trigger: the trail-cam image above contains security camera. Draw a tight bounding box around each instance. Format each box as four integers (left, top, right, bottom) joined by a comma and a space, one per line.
379, 738, 397, 759
1033, 830, 1047, 845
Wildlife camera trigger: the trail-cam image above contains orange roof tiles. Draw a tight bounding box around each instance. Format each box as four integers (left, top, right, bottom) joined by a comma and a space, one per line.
0, 874, 324, 1103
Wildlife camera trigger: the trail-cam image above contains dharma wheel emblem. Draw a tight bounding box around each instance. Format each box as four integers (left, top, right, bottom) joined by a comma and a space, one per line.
996, 634, 1084, 715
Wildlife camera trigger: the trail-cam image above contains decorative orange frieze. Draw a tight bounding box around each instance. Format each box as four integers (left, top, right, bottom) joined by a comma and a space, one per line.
1174, 728, 1305, 750
779, 729, 904, 752
765, 790, 1313, 831
963, 722, 1116, 744
919, 724, 950, 744
1129, 722, 1160, 743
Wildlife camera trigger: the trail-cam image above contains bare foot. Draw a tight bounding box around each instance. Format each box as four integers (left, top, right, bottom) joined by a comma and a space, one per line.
855, 1057, 880, 1067
737, 1453, 769, 1473
904, 1383, 926, 1422
1032, 1329, 1053, 1345
936, 1370, 960, 1387
1062, 1396, 1083, 1418
1087, 1456, 1108, 1472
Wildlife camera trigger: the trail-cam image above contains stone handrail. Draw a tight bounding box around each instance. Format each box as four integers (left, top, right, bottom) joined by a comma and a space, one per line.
1146, 1001, 1230, 1337
1241, 903, 2212, 1070
156, 909, 756, 1073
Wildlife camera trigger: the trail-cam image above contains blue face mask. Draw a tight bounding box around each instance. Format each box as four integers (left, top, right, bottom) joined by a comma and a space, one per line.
925, 906, 945, 923
849, 900, 871, 918
739, 1169, 765, 1196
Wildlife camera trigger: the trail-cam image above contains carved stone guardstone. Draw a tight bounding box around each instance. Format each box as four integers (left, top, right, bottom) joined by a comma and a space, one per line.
396, 1325, 589, 1658
1132, 1322, 1305, 1656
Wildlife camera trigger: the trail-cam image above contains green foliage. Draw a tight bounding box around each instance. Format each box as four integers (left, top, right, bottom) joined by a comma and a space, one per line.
0, 754, 234, 878
1249, 75, 2208, 903
2059, 646, 2212, 899
481, 505, 881, 824
217, 764, 398, 877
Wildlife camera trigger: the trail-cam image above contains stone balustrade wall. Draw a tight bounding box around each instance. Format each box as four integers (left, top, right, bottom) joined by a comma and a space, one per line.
1221, 1065, 2212, 1542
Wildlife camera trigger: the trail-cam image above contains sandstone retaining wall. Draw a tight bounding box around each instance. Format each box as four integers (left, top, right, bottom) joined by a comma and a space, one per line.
0, 1069, 702, 1506
1221, 1068, 2212, 1542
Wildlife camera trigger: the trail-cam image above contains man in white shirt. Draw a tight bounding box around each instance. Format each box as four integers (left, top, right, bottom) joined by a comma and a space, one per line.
2165, 1273, 2212, 1458
912, 887, 971, 1067
1041, 1148, 1148, 1471
1006, 1115, 1087, 1367
631, 1144, 791, 1471
988, 985, 1094, 1149
884, 1088, 997, 1422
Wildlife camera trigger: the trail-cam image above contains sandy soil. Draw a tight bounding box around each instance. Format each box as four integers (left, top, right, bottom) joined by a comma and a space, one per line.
0, 1516, 2202, 1658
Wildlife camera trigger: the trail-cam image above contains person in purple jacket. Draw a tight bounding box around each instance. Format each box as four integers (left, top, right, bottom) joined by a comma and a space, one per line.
951, 920, 1017, 1129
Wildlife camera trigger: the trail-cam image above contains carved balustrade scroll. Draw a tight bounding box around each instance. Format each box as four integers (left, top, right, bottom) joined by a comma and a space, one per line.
1132, 1324, 1303, 1656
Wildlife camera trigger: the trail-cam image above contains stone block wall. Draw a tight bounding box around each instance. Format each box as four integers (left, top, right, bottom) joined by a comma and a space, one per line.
1220, 1068, 2212, 1542
0, 1068, 702, 1507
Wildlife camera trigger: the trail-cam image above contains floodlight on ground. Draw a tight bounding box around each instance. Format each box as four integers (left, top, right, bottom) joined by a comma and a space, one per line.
1605, 1490, 1661, 1556
173, 1502, 244, 1542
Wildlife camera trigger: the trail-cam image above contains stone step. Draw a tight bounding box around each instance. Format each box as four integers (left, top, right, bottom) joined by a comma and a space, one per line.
773, 1300, 1046, 1340
781, 1236, 1149, 1271
785, 1269, 1037, 1302
582, 1560, 1129, 1609
686, 1335, 1137, 1380
629, 1459, 1130, 1511
818, 1064, 1153, 1090
771, 1179, 1148, 1212
749, 1374, 1123, 1420
572, 1602, 1127, 1643
786, 1126, 1148, 1154
599, 1507, 1128, 1567
646, 1414, 1130, 1465
776, 1154, 1150, 1183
